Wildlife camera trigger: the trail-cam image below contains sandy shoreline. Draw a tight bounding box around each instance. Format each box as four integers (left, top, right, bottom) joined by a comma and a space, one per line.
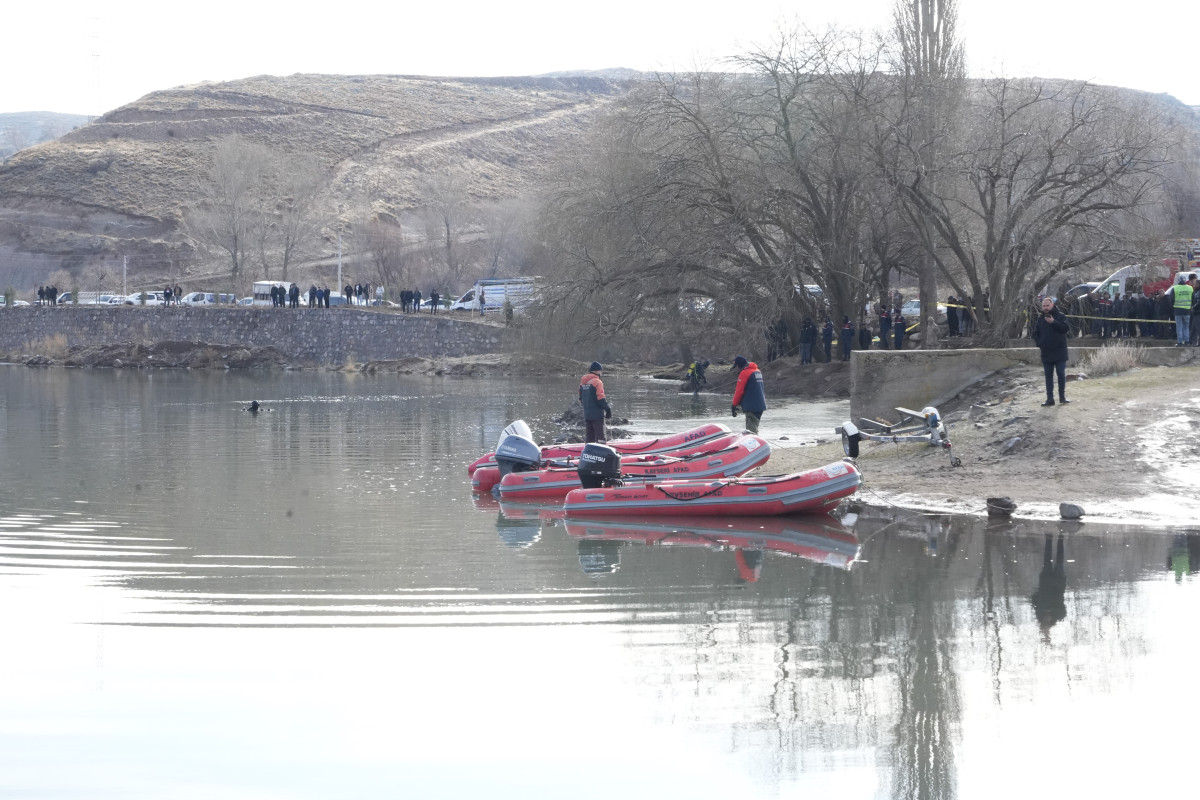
764, 363, 1200, 527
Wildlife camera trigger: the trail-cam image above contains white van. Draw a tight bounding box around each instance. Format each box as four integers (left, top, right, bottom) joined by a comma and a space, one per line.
449, 277, 540, 313
1093, 263, 1174, 299
180, 291, 236, 306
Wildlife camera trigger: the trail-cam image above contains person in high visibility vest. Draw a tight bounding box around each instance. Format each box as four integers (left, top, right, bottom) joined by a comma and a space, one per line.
1165, 276, 1195, 346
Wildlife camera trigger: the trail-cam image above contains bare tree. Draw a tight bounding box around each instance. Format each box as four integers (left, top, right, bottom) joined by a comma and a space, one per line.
886, 0, 966, 344
78, 262, 112, 297
185, 136, 272, 288
418, 171, 482, 289
477, 199, 533, 278
880, 78, 1177, 337
354, 217, 411, 299
537, 29, 899, 352
267, 153, 327, 282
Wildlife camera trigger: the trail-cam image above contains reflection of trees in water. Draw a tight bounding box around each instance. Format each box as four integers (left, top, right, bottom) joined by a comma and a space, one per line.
739, 511, 1156, 800
886, 522, 960, 800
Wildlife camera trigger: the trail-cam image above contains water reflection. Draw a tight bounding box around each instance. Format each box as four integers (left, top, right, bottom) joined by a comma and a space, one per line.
3, 368, 1200, 799
1032, 533, 1068, 636
560, 513, 859, 579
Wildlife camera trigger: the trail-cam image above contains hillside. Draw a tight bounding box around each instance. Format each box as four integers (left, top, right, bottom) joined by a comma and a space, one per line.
0, 111, 90, 160
0, 74, 626, 289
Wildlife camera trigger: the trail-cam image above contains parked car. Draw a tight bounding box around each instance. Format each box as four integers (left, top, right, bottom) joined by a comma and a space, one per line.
124, 291, 167, 306
899, 300, 948, 321
74, 293, 125, 305
237, 297, 254, 306
1064, 282, 1101, 300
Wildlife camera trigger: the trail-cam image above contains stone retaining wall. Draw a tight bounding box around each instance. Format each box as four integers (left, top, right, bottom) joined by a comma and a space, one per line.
0, 306, 511, 364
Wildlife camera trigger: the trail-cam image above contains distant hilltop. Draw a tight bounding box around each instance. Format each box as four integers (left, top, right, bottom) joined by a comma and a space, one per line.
0, 74, 629, 290
0, 111, 91, 159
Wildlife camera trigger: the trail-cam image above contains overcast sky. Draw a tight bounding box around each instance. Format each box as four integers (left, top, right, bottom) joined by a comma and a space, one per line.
0, 1, 1194, 115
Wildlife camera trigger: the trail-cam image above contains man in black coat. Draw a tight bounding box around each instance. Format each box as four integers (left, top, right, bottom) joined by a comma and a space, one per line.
839, 317, 854, 362
1032, 296, 1071, 407
799, 318, 817, 364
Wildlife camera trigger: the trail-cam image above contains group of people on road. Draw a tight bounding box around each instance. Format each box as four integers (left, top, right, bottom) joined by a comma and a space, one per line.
1055, 275, 1200, 346
161, 285, 185, 306
35, 286, 61, 305
398, 289, 432, 312
306, 285, 334, 308
578, 356, 768, 443
270, 284, 302, 307
342, 283, 376, 307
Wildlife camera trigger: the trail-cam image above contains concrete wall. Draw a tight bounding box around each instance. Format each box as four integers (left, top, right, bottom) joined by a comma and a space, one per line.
0, 306, 511, 364
850, 344, 1195, 421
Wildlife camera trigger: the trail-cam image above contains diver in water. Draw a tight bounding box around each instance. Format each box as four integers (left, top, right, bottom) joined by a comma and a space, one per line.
246, 400, 261, 413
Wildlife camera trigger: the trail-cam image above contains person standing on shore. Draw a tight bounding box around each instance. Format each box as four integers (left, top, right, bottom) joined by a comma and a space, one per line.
799, 318, 817, 364
579, 361, 612, 443
730, 355, 767, 434
839, 317, 854, 362
821, 317, 834, 362
1033, 296, 1071, 407
893, 309, 907, 350
1164, 275, 1195, 347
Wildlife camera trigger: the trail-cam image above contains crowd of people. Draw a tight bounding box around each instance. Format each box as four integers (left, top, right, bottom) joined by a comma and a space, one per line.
1052, 275, 1200, 346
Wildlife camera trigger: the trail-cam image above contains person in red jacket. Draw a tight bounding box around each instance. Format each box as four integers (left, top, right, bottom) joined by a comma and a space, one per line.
730, 355, 767, 434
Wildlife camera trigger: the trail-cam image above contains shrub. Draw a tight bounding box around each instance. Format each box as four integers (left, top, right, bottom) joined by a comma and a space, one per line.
1082, 340, 1143, 377
29, 334, 69, 358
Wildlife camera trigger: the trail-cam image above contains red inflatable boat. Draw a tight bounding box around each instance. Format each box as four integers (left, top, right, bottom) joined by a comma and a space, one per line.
562, 461, 862, 517
467, 422, 733, 476
494, 434, 770, 500
470, 430, 744, 493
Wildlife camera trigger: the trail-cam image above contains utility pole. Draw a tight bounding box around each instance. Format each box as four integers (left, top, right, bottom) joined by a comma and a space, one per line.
337, 229, 343, 292
123, 255, 127, 295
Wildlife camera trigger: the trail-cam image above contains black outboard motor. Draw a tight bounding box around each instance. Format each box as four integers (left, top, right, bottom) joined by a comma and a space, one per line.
494, 431, 542, 478
577, 443, 622, 489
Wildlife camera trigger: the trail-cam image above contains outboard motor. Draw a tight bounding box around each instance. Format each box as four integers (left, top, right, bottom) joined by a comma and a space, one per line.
576, 443, 622, 489
494, 430, 542, 478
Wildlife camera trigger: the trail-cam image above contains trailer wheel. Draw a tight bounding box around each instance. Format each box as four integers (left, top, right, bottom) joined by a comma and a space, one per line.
842, 431, 861, 458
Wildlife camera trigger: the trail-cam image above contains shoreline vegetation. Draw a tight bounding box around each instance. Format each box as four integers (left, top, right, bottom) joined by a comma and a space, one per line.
6, 339, 1197, 527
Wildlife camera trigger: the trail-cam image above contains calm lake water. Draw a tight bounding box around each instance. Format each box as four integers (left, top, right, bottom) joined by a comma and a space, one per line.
1, 366, 1197, 799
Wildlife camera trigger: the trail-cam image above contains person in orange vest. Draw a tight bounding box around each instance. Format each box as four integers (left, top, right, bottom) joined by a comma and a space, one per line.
730, 355, 767, 434
579, 361, 612, 443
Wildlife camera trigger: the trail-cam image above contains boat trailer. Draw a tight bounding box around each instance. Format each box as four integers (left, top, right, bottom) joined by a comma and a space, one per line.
836, 405, 962, 467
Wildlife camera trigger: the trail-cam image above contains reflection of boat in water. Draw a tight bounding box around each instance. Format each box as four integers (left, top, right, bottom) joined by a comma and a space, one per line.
467, 422, 734, 476
471, 493, 555, 548
562, 461, 861, 517
471, 493, 502, 512
563, 514, 860, 574
494, 434, 770, 500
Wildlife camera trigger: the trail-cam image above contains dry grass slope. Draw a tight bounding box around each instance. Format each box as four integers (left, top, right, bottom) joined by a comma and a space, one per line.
0, 74, 627, 285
